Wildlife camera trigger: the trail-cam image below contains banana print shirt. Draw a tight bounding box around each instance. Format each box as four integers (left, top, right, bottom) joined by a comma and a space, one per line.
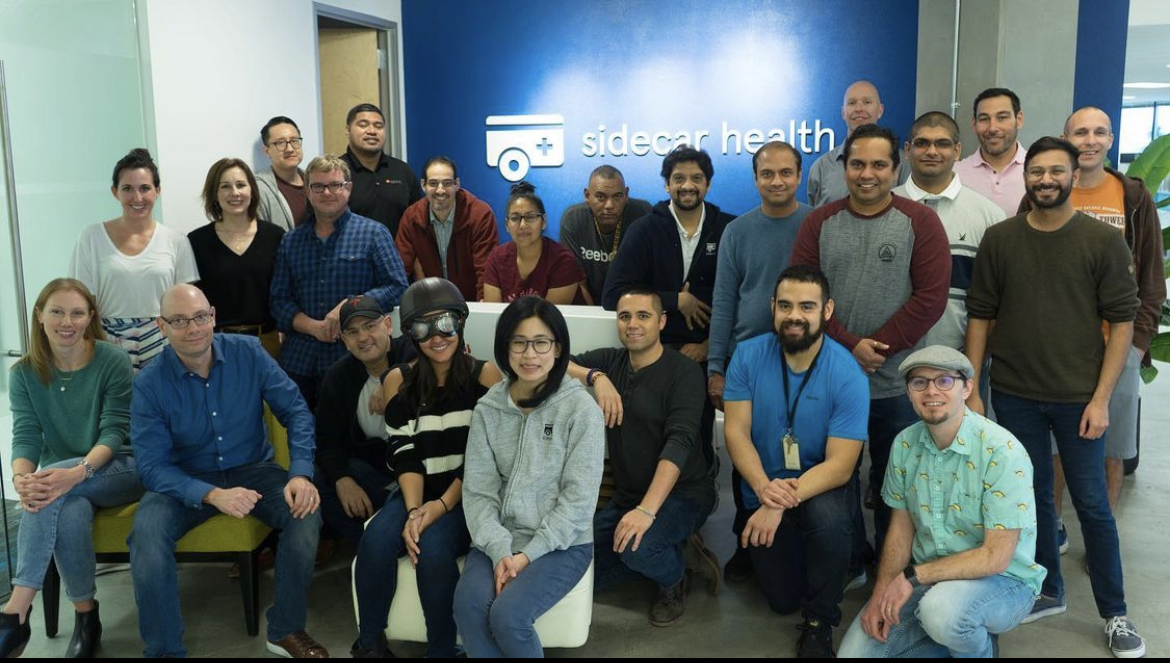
882, 407, 1046, 595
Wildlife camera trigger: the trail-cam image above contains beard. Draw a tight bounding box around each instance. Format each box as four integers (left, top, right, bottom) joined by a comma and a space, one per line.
777, 320, 823, 354
1025, 181, 1073, 209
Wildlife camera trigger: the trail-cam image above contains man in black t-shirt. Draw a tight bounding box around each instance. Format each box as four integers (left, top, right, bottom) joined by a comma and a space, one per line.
338, 103, 423, 238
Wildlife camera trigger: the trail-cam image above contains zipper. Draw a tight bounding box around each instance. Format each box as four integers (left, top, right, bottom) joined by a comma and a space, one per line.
500, 411, 527, 517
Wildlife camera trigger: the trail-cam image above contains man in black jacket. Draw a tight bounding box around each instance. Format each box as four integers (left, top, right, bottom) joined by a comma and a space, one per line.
314, 295, 416, 540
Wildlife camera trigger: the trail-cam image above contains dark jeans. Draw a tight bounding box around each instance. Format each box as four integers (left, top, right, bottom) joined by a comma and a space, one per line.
354, 495, 470, 658
867, 394, 918, 556
287, 371, 322, 413
993, 390, 1126, 617
593, 494, 711, 590
128, 462, 321, 657
747, 481, 855, 625
315, 458, 395, 540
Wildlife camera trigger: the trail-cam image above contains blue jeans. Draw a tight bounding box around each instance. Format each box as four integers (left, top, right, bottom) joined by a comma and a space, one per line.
353, 494, 470, 658
593, 494, 710, 590
127, 462, 322, 658
13, 455, 143, 601
749, 481, 854, 625
867, 395, 918, 554
453, 545, 592, 658
315, 457, 395, 540
839, 575, 1036, 657
993, 391, 1125, 617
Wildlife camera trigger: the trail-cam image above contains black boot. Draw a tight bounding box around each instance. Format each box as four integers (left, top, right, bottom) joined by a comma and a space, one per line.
0, 607, 31, 658
65, 601, 101, 658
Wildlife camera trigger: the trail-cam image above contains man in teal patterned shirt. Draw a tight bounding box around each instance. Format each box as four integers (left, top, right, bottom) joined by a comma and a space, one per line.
838, 345, 1044, 658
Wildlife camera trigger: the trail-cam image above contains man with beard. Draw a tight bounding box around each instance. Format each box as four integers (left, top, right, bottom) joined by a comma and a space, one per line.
723, 265, 869, 658
965, 137, 1144, 658
569, 287, 720, 627
807, 80, 910, 207
560, 165, 652, 304
955, 88, 1027, 216
339, 103, 423, 238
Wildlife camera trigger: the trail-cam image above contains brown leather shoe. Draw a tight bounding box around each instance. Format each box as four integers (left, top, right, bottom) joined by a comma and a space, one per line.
684, 532, 723, 596
649, 574, 688, 627
266, 631, 330, 658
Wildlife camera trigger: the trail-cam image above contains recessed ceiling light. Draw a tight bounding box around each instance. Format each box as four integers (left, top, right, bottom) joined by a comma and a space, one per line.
1123, 82, 1170, 89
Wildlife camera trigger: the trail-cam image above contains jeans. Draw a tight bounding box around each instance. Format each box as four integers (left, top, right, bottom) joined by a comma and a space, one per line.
867, 395, 918, 555
13, 455, 143, 601
748, 481, 854, 625
315, 458, 396, 540
128, 461, 322, 658
838, 575, 1036, 658
453, 544, 592, 658
353, 494, 470, 658
593, 494, 711, 590
992, 391, 1125, 617
287, 371, 322, 413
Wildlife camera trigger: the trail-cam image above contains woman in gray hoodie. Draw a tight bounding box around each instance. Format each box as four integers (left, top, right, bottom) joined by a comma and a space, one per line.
454, 296, 604, 658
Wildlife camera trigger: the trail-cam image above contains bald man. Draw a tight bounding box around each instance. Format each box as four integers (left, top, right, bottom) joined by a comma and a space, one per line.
128, 285, 327, 658
807, 81, 910, 208
1019, 107, 1165, 516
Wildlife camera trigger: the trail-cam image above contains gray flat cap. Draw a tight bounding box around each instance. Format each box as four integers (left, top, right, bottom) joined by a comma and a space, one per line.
898, 345, 975, 381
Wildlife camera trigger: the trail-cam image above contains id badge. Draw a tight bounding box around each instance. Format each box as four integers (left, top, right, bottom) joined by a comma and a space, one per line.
783, 432, 801, 471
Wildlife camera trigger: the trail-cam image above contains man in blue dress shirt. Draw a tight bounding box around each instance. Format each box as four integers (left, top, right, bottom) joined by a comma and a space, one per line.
129, 284, 326, 658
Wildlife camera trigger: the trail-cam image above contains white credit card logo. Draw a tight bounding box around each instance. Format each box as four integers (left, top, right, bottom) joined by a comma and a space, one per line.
485, 114, 565, 182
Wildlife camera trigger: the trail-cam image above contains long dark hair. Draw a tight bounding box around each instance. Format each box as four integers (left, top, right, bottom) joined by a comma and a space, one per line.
398, 325, 477, 413
493, 296, 570, 408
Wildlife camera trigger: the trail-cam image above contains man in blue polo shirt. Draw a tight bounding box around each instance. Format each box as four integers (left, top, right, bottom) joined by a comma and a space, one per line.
129, 284, 326, 658
723, 265, 869, 658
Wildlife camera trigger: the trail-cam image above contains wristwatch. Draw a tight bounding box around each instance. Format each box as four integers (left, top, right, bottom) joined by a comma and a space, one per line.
77, 459, 96, 480
902, 564, 921, 588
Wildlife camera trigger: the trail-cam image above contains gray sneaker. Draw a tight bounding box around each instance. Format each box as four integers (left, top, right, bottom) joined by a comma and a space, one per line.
1105, 616, 1146, 658
1020, 594, 1066, 624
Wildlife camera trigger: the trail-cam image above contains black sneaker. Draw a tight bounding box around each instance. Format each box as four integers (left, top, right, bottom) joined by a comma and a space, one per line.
349, 632, 395, 658
796, 617, 835, 658
649, 574, 688, 627
724, 546, 754, 583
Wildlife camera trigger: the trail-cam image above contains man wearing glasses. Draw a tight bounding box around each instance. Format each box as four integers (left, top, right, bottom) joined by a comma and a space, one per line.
339, 103, 423, 238
838, 345, 1042, 658
270, 155, 408, 411
256, 116, 309, 231
395, 156, 499, 301
314, 295, 417, 541
129, 284, 327, 658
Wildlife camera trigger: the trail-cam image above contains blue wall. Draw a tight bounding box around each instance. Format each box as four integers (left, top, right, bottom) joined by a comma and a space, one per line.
1073, 0, 1129, 167
403, 0, 920, 240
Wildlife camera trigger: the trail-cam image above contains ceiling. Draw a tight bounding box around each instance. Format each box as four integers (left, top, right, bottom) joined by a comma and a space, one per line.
1123, 0, 1170, 105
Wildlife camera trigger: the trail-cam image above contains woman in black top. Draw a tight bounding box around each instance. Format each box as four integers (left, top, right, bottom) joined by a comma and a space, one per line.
188, 158, 285, 358
351, 278, 502, 658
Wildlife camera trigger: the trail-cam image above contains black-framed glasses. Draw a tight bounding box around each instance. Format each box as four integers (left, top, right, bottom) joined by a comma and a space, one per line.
425, 179, 456, 190
408, 312, 461, 342
270, 137, 303, 150
508, 337, 555, 355
163, 309, 215, 329
906, 375, 963, 392
309, 181, 350, 194
506, 213, 544, 226
910, 138, 956, 151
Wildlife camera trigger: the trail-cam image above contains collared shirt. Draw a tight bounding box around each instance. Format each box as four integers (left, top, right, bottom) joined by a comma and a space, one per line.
883, 407, 1045, 595
953, 142, 1027, 217
131, 334, 316, 509
669, 201, 706, 281
340, 148, 423, 238
270, 209, 408, 378
430, 201, 457, 278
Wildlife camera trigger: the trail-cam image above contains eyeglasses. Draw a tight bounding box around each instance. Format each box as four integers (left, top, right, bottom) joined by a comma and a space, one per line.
906, 375, 964, 392
43, 309, 90, 321
163, 309, 215, 329
506, 213, 544, 226
308, 181, 350, 194
910, 138, 956, 151
270, 138, 303, 151
425, 179, 456, 190
407, 312, 461, 342
341, 317, 383, 340
508, 337, 555, 355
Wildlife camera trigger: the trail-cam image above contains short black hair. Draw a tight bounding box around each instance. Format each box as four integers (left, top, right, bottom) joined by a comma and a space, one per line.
589, 164, 625, 183
775, 264, 831, 304
506, 180, 546, 216
493, 296, 571, 409
423, 155, 458, 181
346, 103, 384, 126
843, 124, 900, 169
261, 116, 300, 145
660, 145, 714, 183
1024, 136, 1080, 172
908, 111, 960, 143
617, 286, 663, 315
972, 87, 1021, 118
752, 141, 802, 175
112, 148, 160, 188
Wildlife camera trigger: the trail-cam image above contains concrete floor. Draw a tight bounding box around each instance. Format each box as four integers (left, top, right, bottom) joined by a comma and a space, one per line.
17, 374, 1170, 658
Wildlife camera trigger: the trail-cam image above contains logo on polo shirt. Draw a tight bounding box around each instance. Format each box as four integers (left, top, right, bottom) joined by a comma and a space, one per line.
878, 244, 897, 262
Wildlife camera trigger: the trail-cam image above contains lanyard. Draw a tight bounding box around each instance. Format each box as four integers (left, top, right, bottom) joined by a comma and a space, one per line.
781, 345, 822, 435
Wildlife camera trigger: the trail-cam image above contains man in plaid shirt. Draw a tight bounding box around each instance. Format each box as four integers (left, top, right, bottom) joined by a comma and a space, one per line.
270, 154, 407, 410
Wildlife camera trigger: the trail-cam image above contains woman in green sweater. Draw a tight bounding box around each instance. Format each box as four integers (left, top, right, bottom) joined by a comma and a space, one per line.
2, 278, 142, 658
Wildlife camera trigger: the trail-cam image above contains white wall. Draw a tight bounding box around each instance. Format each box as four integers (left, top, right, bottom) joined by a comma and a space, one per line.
142, 0, 403, 234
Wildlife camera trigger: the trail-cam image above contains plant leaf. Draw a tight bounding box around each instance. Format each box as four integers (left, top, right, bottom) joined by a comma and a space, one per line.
1140, 364, 1158, 384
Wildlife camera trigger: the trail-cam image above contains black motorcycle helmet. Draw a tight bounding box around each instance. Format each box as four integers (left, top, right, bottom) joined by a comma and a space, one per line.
398, 277, 469, 343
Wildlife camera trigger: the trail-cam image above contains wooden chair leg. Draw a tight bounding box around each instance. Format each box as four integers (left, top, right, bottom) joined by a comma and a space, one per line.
238, 550, 260, 637
42, 559, 61, 638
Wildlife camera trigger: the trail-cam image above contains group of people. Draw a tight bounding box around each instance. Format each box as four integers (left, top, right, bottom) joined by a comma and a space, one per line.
3, 80, 1162, 659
